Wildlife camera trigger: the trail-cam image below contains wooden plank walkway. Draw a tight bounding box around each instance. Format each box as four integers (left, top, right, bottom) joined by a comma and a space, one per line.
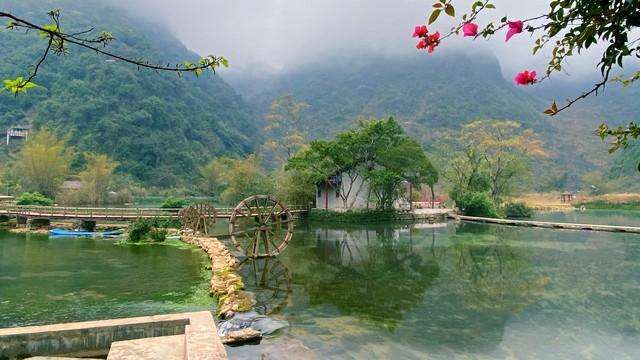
451, 214, 640, 234
0, 205, 308, 221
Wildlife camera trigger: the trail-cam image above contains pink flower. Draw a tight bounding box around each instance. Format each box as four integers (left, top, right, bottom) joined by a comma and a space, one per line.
462, 22, 478, 37
506, 20, 523, 42
514, 70, 537, 85
413, 25, 428, 38
416, 39, 428, 49
427, 32, 440, 53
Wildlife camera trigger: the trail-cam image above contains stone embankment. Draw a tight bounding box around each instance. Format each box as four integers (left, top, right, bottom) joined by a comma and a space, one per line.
179, 231, 253, 318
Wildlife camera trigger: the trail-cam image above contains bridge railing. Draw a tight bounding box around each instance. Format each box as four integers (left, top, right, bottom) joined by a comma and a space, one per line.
0, 204, 309, 219
0, 205, 180, 218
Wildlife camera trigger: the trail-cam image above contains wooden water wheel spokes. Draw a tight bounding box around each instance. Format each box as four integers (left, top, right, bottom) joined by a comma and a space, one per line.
238, 257, 291, 315
179, 202, 217, 234
229, 195, 293, 258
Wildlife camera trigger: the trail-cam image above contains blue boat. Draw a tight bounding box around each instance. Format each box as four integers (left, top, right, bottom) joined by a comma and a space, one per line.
49, 228, 123, 237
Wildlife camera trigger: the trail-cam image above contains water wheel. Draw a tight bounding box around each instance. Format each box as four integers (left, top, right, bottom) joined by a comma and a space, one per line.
239, 257, 291, 315
229, 195, 293, 258
179, 202, 216, 234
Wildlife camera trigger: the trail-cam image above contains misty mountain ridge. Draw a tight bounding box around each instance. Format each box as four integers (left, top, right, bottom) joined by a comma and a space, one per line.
227, 50, 640, 188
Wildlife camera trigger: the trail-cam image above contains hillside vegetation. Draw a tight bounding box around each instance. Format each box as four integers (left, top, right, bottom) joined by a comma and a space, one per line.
0, 0, 257, 187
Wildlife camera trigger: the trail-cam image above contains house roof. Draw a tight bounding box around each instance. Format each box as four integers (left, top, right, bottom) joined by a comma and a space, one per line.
60, 180, 83, 190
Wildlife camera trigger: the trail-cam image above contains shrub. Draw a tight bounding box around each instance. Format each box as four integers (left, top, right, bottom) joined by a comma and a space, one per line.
504, 202, 534, 218
128, 218, 177, 242
456, 192, 499, 218
128, 218, 153, 242
16, 192, 53, 206
160, 197, 188, 209
148, 227, 168, 242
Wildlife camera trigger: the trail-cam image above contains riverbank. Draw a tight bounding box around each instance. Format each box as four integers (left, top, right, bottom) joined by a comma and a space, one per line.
452, 213, 640, 234
511, 192, 640, 211
308, 208, 451, 223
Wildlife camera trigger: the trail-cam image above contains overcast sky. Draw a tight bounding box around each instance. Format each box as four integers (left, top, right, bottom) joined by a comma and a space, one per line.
111, 0, 603, 79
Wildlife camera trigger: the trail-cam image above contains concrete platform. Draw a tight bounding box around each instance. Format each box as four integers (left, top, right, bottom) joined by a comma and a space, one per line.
0, 311, 226, 359
107, 335, 185, 360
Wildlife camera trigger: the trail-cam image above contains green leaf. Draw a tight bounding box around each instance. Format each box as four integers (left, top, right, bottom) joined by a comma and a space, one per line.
428, 9, 442, 25
3, 76, 38, 95
444, 4, 455, 17
220, 57, 229, 68
485, 3, 495, 9
39, 24, 59, 39
432, 2, 443, 8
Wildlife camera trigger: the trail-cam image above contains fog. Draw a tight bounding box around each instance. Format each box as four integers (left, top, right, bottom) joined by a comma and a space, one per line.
112, 0, 602, 79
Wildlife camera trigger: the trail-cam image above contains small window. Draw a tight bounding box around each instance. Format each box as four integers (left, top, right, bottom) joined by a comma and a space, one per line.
336, 187, 340, 198
317, 187, 322, 197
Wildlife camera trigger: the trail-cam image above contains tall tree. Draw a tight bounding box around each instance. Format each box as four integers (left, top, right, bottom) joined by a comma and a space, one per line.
261, 95, 310, 169
461, 120, 547, 201
78, 153, 119, 205
287, 117, 438, 210
14, 128, 74, 197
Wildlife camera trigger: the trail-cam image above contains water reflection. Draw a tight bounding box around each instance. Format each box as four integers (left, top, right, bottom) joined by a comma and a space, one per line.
235, 221, 640, 358
238, 257, 292, 315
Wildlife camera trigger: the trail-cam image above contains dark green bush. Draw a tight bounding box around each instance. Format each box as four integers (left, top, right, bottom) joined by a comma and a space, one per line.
148, 227, 168, 242
504, 202, 534, 218
456, 192, 499, 218
128, 218, 178, 242
128, 218, 153, 242
309, 209, 408, 223
160, 197, 188, 209
16, 192, 54, 206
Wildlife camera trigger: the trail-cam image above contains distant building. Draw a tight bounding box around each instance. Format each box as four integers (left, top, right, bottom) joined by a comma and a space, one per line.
560, 191, 574, 203
60, 181, 83, 191
5, 125, 31, 145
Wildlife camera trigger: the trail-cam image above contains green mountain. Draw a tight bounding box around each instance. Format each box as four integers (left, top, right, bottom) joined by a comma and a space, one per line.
0, 0, 257, 187
230, 53, 548, 142
229, 53, 635, 190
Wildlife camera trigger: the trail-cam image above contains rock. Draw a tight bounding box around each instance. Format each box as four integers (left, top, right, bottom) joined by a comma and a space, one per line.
221, 328, 262, 345
217, 311, 289, 337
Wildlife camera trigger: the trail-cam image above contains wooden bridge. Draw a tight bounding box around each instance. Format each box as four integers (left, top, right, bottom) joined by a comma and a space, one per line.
0, 204, 309, 222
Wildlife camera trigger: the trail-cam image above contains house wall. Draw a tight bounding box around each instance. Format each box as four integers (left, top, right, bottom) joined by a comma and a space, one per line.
315, 173, 369, 211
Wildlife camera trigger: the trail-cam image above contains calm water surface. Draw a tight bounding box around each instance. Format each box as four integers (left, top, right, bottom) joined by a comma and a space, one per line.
532, 209, 640, 227
0, 230, 212, 328
231, 220, 640, 359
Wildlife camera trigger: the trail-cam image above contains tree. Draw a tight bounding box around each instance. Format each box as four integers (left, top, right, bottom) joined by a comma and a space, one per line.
260, 95, 310, 169
78, 153, 119, 205
416, 0, 640, 166
440, 120, 546, 213
202, 155, 274, 205
199, 157, 233, 197
287, 117, 438, 210
1, 8, 227, 95
14, 128, 74, 197
460, 120, 547, 201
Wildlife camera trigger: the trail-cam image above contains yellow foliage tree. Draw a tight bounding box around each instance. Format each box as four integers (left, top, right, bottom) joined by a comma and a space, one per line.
461, 120, 548, 201
78, 153, 119, 205
14, 128, 74, 197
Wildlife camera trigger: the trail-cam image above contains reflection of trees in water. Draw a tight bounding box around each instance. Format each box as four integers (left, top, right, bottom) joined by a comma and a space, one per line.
286, 222, 552, 351
238, 257, 292, 315
294, 225, 440, 330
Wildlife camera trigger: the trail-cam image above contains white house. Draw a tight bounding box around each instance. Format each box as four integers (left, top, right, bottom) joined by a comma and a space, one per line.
315, 172, 412, 211
315, 172, 370, 211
